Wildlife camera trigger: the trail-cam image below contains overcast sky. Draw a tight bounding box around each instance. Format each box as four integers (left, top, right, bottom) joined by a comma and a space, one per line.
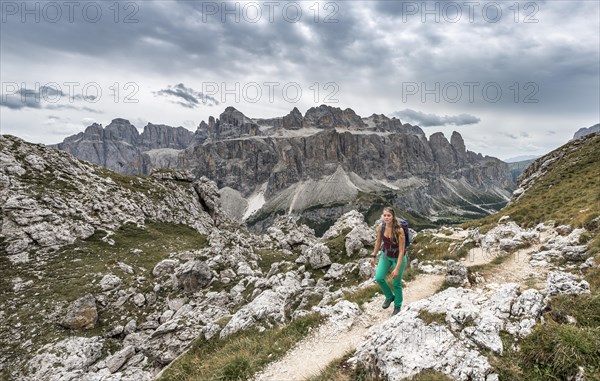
1, 0, 599, 160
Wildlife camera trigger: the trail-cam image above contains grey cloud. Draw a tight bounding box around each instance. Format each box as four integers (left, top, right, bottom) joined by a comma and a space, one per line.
46, 104, 103, 113
392, 109, 480, 126
154, 83, 219, 108
503, 133, 519, 140
0, 86, 98, 110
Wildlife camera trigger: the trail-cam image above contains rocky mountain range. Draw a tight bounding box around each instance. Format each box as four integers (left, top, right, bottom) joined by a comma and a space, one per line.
50, 105, 513, 230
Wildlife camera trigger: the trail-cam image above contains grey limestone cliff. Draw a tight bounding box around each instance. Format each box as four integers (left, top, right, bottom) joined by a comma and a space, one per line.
49, 105, 513, 226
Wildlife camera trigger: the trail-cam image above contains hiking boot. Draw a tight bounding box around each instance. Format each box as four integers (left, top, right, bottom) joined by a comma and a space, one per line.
392, 306, 401, 316
382, 296, 394, 309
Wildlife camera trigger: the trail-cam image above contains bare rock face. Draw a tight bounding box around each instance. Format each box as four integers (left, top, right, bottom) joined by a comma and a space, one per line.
25, 337, 103, 381
302, 105, 366, 129
572, 123, 600, 140
48, 106, 513, 224
208, 106, 260, 140
60, 294, 98, 330
255, 107, 304, 130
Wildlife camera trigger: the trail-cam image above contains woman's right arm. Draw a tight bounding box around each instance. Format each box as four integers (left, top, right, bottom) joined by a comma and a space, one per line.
370, 225, 382, 267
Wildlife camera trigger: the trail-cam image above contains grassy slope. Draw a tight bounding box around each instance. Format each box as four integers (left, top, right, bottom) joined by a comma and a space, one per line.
464, 133, 600, 234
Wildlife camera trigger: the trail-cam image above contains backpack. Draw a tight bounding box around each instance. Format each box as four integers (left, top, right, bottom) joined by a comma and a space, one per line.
379, 218, 415, 251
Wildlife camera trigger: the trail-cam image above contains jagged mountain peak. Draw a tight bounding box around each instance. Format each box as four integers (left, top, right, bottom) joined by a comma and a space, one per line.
302, 104, 366, 129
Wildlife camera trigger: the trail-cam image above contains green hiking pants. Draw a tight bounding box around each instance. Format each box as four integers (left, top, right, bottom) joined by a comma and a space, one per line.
374, 252, 407, 308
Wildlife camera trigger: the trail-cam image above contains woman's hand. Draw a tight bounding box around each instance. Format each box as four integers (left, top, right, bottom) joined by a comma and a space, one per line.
370, 257, 375, 267
391, 268, 399, 279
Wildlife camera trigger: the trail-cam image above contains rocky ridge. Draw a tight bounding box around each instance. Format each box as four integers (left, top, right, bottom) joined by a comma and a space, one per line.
50, 105, 513, 227
512, 131, 600, 202
572, 123, 600, 140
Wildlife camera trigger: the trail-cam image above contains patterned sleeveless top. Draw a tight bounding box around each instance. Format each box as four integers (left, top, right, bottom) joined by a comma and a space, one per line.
382, 233, 400, 259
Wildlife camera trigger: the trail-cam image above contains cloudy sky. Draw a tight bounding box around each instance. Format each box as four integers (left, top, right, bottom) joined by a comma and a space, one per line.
1, 0, 598, 160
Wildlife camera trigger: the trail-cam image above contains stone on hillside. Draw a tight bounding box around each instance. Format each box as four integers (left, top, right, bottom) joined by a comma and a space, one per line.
345, 225, 376, 257
507, 289, 545, 337
236, 262, 255, 277
499, 238, 523, 252
117, 262, 134, 275
60, 294, 98, 330
124, 319, 137, 335
105, 345, 136, 373
322, 210, 368, 240
324, 263, 345, 280
355, 308, 494, 381
445, 261, 468, 287
354, 283, 547, 380
104, 325, 124, 338
220, 268, 237, 281
312, 300, 363, 332
580, 257, 597, 271
418, 261, 448, 275
358, 259, 375, 279
562, 245, 589, 261
220, 289, 286, 338
555, 225, 573, 235
544, 271, 590, 296
175, 260, 212, 292
267, 215, 317, 249
193, 176, 223, 222
307, 243, 331, 269
152, 259, 180, 277
100, 274, 122, 291
133, 293, 146, 307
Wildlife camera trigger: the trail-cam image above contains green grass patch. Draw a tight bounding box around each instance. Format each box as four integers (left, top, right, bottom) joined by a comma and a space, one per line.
323, 227, 353, 262
545, 293, 600, 328
407, 369, 454, 381
342, 285, 380, 311
157, 313, 325, 381
418, 311, 447, 326
492, 324, 600, 381
254, 249, 292, 274
402, 265, 418, 282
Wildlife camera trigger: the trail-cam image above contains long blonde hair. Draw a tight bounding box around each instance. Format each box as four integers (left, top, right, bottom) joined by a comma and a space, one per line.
383, 207, 402, 244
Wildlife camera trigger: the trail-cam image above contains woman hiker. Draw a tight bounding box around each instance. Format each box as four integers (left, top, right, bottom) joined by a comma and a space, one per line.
370, 207, 408, 317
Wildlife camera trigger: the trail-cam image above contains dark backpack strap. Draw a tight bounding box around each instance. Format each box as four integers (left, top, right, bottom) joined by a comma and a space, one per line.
379, 222, 386, 243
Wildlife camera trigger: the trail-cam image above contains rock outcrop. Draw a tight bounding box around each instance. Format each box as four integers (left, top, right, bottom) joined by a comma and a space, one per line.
572, 123, 600, 140
353, 272, 588, 381
0, 135, 216, 260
